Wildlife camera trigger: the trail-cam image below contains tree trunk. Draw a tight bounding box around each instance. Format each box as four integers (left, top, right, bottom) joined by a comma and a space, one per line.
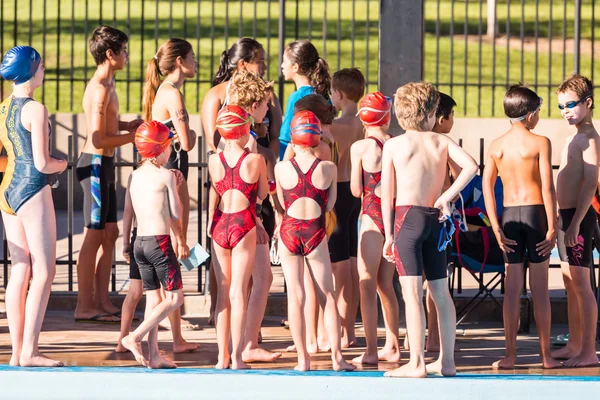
487, 0, 496, 40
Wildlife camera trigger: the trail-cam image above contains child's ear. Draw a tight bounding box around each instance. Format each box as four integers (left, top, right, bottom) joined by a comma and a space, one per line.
438, 116, 445, 126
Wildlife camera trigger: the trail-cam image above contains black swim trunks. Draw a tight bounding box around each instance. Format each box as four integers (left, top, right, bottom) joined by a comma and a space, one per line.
328, 181, 360, 263
261, 196, 276, 242
502, 205, 549, 264
393, 205, 447, 281
557, 207, 597, 268
133, 235, 183, 291
129, 228, 142, 281
76, 153, 117, 230
164, 147, 189, 180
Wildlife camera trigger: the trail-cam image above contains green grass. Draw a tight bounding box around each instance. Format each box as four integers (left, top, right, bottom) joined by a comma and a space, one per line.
0, 0, 598, 117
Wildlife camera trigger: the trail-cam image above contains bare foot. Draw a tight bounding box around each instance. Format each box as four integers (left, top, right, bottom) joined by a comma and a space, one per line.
294, 359, 311, 371
492, 355, 516, 370
231, 359, 251, 370
242, 347, 282, 363
121, 335, 147, 367
317, 337, 331, 353
9, 355, 20, 366
286, 344, 318, 355
148, 356, 177, 369
378, 347, 401, 362
306, 342, 319, 354
333, 358, 357, 372
286, 344, 297, 352
563, 353, 600, 368
426, 359, 456, 377
115, 341, 129, 353
551, 345, 580, 360
384, 361, 427, 378
340, 336, 356, 349
173, 340, 200, 354
352, 352, 379, 365
180, 318, 200, 330
215, 355, 231, 369
542, 356, 563, 369
19, 353, 64, 368
98, 302, 120, 315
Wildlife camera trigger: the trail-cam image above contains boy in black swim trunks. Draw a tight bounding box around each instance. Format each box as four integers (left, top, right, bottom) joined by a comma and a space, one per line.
74, 25, 143, 323
483, 84, 560, 370
381, 82, 478, 378
553, 74, 600, 368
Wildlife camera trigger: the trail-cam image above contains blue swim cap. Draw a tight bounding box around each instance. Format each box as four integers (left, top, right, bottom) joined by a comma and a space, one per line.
0, 46, 41, 84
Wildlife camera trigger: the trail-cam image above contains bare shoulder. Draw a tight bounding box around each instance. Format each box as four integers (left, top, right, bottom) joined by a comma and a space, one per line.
533, 133, 551, 148
205, 82, 227, 103
246, 152, 266, 167
319, 159, 337, 173
21, 99, 46, 115
384, 135, 404, 150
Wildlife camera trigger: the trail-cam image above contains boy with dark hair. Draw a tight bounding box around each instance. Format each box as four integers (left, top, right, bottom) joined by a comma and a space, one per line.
381, 82, 478, 378
74, 25, 143, 323
552, 74, 600, 368
329, 67, 366, 347
483, 84, 560, 369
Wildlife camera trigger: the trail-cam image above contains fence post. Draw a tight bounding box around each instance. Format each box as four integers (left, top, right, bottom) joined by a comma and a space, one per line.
277, 0, 286, 104
378, 0, 425, 134
574, 0, 582, 74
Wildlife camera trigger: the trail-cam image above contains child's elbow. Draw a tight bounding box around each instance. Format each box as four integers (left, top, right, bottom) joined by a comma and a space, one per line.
34, 159, 49, 174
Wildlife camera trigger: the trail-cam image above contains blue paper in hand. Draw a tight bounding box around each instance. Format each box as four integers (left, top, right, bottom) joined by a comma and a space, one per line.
179, 243, 210, 272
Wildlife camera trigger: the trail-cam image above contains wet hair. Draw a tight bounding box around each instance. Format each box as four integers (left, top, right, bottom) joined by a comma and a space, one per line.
212, 38, 264, 86
503, 84, 541, 119
331, 68, 366, 103
285, 40, 331, 99
142, 38, 193, 122
557, 74, 594, 110
294, 94, 335, 125
436, 92, 457, 119
227, 71, 274, 109
88, 25, 128, 66
394, 82, 440, 131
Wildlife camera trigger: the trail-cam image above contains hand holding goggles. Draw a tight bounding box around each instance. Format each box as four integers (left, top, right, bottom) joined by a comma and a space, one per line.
437, 215, 456, 252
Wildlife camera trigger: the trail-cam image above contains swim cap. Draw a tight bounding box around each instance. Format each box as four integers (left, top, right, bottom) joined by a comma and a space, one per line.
135, 121, 172, 159
216, 105, 253, 140
291, 110, 321, 148
357, 92, 392, 126
0, 46, 42, 84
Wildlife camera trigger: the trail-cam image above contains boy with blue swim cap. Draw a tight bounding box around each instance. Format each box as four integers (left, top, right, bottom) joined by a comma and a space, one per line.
0, 45, 67, 367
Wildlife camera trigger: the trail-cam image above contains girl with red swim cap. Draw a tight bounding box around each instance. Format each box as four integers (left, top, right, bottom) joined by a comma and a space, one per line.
119, 121, 190, 369
349, 92, 401, 365
208, 105, 268, 369
275, 111, 355, 372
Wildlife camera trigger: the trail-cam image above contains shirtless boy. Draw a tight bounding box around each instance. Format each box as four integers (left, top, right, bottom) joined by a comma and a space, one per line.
381, 82, 478, 378
483, 84, 560, 369
552, 74, 600, 368
74, 25, 143, 323
120, 121, 189, 369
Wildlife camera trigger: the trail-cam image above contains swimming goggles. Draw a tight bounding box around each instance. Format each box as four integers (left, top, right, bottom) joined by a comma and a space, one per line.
509, 97, 543, 122
438, 215, 456, 252
557, 95, 591, 110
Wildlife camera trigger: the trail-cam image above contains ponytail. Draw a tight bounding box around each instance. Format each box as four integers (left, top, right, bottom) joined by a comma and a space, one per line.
311, 57, 331, 99
212, 38, 264, 87
212, 50, 232, 86
142, 57, 162, 122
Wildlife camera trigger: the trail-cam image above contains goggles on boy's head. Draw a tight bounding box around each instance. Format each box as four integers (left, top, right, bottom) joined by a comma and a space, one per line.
557, 95, 591, 111
509, 97, 543, 123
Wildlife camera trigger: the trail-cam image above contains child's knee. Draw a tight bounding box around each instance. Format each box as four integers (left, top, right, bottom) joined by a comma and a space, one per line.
167, 290, 185, 308
104, 224, 120, 244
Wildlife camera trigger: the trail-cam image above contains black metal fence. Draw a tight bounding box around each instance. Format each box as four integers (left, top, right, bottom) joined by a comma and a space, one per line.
426, 0, 598, 118
0, 0, 380, 114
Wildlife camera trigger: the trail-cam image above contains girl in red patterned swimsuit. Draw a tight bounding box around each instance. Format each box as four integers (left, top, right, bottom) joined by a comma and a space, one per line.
275, 110, 355, 372
349, 92, 400, 366
208, 105, 268, 369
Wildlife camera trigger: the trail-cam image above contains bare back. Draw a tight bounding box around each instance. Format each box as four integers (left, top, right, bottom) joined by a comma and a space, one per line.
488, 129, 547, 206
331, 113, 364, 181
129, 165, 176, 236
352, 135, 388, 198
82, 78, 120, 156
388, 131, 448, 207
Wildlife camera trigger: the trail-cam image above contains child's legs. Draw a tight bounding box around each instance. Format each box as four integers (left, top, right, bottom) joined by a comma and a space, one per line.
357, 220, 384, 356
94, 222, 119, 312
561, 263, 582, 348
528, 260, 553, 358
75, 228, 104, 313
427, 277, 456, 365
212, 241, 232, 362
303, 261, 320, 350
399, 276, 425, 365
245, 242, 273, 348
19, 190, 58, 357
426, 288, 439, 347
306, 240, 344, 361
568, 265, 598, 355
376, 258, 400, 351
2, 211, 31, 364
177, 182, 190, 243
144, 290, 163, 358
118, 279, 143, 341
131, 288, 184, 342
279, 243, 309, 363
209, 261, 218, 319
502, 263, 525, 356
229, 228, 257, 364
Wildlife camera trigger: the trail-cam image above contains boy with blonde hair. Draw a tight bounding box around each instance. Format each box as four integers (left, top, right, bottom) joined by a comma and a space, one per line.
381, 82, 478, 378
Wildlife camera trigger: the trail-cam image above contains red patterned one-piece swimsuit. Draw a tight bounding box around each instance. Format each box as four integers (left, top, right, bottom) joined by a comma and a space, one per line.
210, 150, 258, 249
280, 158, 329, 256
362, 136, 385, 235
